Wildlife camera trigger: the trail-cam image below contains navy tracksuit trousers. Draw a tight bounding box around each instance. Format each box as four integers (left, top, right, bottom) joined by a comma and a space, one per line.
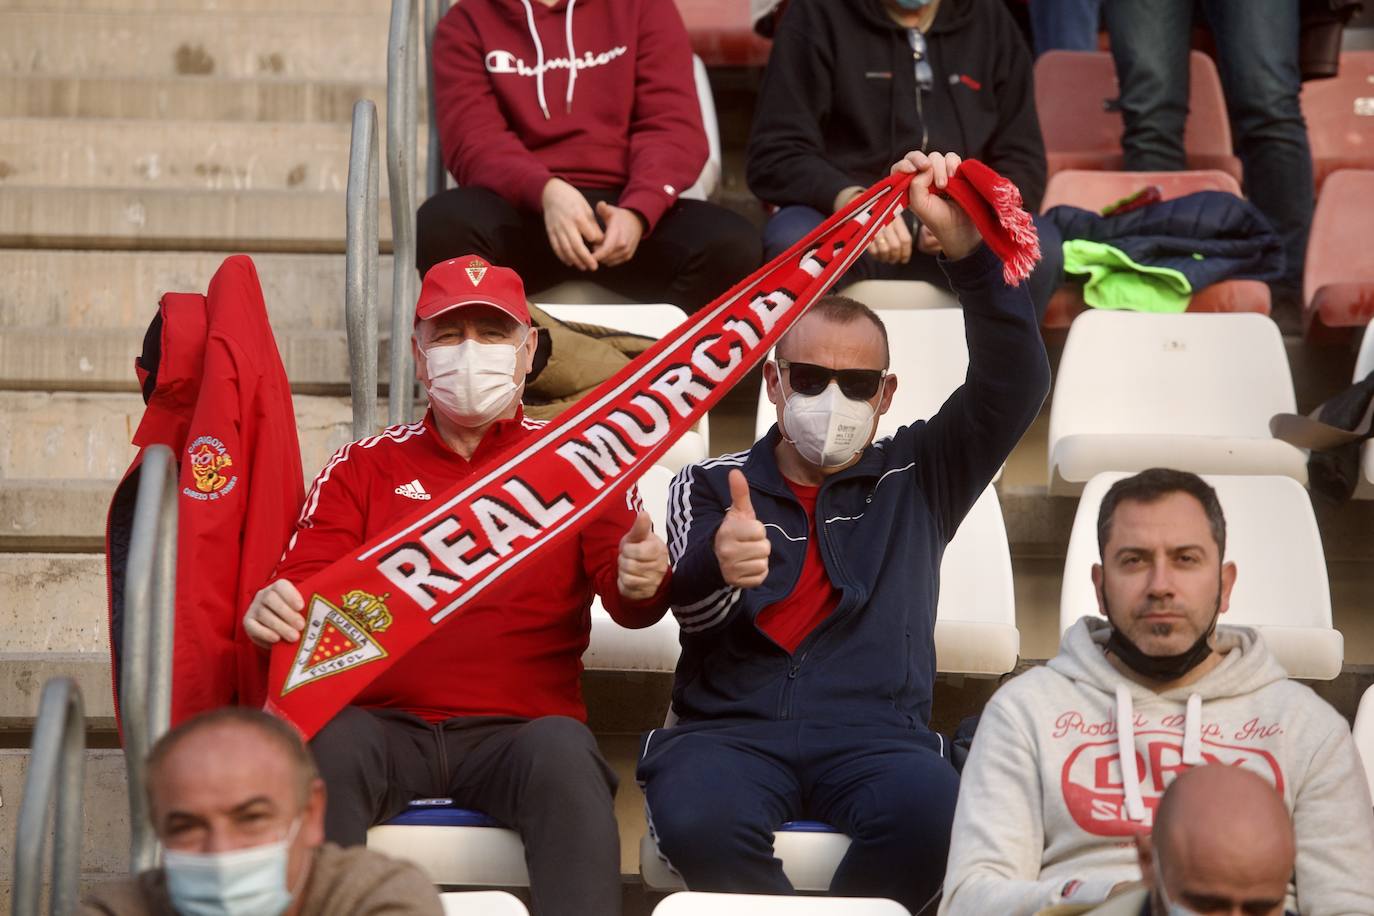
638, 720, 960, 913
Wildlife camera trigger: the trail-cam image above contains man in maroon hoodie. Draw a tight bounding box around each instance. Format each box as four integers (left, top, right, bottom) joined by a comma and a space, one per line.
418, 0, 761, 313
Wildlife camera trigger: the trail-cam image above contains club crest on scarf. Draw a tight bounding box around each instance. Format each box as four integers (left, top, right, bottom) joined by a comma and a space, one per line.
266, 164, 1039, 738
280, 590, 392, 695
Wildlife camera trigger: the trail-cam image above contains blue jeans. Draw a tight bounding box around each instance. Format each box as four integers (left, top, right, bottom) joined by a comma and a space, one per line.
1104, 0, 1313, 291
1028, 0, 1104, 55
763, 206, 1061, 322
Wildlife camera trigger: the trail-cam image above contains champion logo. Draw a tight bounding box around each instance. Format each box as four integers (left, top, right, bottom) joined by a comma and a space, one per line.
394, 479, 431, 501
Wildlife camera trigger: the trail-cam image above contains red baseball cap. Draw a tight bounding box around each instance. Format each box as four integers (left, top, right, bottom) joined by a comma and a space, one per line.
415, 255, 531, 325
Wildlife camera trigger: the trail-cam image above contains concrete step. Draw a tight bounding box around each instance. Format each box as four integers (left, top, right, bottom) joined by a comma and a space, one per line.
0, 554, 108, 655
0, 749, 131, 886
0, 11, 390, 81
0, 480, 111, 552
0, 652, 113, 728
0, 326, 370, 393
0, 250, 395, 331
0, 73, 386, 121
0, 118, 380, 192
0, 185, 394, 252
0, 391, 353, 480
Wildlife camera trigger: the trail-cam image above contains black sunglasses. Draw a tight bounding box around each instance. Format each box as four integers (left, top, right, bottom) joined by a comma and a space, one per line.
776, 359, 887, 400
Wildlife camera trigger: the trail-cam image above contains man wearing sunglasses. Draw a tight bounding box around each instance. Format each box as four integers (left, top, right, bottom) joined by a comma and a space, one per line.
638, 151, 1051, 912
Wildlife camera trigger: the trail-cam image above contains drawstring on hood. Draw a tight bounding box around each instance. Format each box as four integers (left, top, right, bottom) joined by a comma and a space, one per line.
1051, 617, 1286, 826
516, 0, 581, 119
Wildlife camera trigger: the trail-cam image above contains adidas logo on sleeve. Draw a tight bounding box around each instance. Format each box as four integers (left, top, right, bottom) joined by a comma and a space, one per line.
394, 479, 431, 501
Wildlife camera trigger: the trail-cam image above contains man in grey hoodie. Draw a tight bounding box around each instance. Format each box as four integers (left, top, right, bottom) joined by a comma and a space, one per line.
940, 468, 1374, 916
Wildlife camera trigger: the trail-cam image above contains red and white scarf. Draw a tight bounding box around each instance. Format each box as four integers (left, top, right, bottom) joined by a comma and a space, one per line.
266, 166, 1037, 738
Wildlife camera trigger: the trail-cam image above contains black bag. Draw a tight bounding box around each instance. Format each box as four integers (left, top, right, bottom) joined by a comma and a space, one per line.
1271, 370, 1374, 504
1300, 0, 1365, 81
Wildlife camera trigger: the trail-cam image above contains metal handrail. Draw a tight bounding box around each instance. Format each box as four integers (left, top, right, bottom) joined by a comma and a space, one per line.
120, 442, 178, 874
424, 0, 450, 201
387, 0, 419, 426
346, 98, 381, 440
13, 678, 86, 916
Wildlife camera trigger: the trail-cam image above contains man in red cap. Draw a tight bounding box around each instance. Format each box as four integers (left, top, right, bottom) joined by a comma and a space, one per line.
242, 255, 671, 916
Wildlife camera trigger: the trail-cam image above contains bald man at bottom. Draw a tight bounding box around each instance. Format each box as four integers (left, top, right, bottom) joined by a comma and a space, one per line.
1038, 765, 1297, 916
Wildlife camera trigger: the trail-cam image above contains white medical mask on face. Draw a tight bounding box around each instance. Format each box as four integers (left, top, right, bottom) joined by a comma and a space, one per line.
421, 332, 527, 427
781, 382, 878, 468
163, 818, 302, 916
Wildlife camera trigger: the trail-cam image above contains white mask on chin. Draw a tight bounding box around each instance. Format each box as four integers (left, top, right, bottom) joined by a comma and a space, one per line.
421, 333, 527, 427
781, 383, 877, 468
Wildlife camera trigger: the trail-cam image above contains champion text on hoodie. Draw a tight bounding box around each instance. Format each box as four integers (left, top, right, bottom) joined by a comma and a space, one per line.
940, 617, 1374, 916
432, 0, 707, 234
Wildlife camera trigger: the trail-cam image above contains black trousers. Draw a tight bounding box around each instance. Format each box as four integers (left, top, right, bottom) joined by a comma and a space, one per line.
311, 707, 621, 916
416, 186, 763, 314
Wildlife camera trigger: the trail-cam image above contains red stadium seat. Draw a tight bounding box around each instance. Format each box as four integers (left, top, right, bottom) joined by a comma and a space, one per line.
1300, 51, 1374, 191
1034, 50, 1242, 184
677, 0, 772, 68
1303, 169, 1374, 333
1040, 169, 1269, 330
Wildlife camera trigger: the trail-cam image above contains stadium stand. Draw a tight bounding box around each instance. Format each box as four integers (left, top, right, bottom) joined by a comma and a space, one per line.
1303, 169, 1374, 334
1033, 50, 1242, 182
441, 891, 531, 915
1047, 311, 1307, 493
1060, 472, 1344, 680
1300, 50, 1374, 190
652, 891, 911, 915
1038, 168, 1271, 330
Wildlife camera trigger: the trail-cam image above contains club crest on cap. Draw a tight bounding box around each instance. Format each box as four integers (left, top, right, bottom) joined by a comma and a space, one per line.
465, 258, 488, 286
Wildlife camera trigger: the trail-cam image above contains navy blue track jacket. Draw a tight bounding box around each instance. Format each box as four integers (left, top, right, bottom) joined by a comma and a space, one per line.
664, 244, 1050, 732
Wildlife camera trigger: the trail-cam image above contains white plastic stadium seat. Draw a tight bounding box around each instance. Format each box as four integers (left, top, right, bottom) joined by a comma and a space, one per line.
640, 822, 854, 893
1353, 685, 1374, 801
1058, 472, 1343, 680
1355, 319, 1374, 499
369, 803, 527, 886
652, 892, 911, 915
538, 302, 707, 472
1048, 312, 1307, 495
935, 486, 1020, 676
440, 891, 530, 915
834, 280, 958, 311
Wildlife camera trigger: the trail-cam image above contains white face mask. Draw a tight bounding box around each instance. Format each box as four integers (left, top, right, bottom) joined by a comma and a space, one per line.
1153, 855, 1202, 916
781, 382, 878, 469
421, 332, 527, 427
163, 818, 301, 916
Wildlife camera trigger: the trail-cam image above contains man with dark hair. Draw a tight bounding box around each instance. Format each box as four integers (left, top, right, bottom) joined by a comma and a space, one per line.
638, 151, 1051, 910
941, 468, 1374, 915
80, 708, 442, 916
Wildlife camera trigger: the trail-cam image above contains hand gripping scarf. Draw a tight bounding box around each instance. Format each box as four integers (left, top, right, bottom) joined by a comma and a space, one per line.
266, 164, 1038, 738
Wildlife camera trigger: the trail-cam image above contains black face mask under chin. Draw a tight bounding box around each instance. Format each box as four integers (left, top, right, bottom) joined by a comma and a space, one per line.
1104, 597, 1220, 682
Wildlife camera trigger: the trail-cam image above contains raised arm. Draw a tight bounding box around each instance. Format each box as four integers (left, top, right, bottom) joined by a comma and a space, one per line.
895, 152, 1051, 542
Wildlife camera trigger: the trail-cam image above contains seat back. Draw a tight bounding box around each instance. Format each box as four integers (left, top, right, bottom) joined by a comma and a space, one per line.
1034, 50, 1234, 173
1354, 685, 1374, 802
1050, 311, 1296, 442
1040, 168, 1242, 212
440, 891, 530, 915
1059, 473, 1341, 679
652, 892, 911, 915
1300, 51, 1374, 187
1305, 170, 1374, 315
934, 485, 1019, 675
1359, 319, 1374, 380
752, 309, 969, 441
681, 55, 722, 201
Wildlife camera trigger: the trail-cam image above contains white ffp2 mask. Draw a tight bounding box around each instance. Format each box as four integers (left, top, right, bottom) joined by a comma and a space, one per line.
163, 819, 301, 916
781, 383, 877, 468
421, 335, 526, 426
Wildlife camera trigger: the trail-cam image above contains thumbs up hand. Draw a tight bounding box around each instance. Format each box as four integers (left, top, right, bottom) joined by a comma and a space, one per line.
714, 470, 771, 589
618, 510, 669, 602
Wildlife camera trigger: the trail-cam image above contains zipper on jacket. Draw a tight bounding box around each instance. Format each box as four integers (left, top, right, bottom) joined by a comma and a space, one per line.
778, 648, 809, 720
